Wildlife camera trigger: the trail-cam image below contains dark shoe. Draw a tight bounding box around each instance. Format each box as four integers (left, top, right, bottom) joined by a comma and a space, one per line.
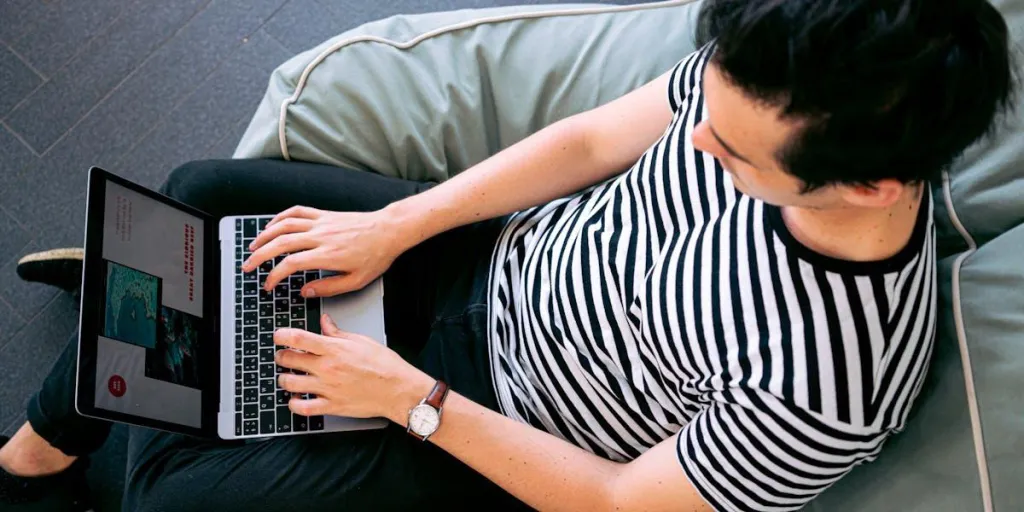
0, 436, 92, 511
15, 248, 84, 293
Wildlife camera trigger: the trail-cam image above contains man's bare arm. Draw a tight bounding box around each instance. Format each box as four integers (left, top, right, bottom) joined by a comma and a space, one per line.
383, 386, 712, 512
382, 70, 674, 251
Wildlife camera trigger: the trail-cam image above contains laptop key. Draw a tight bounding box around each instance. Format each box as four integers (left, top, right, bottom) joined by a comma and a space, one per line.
259, 274, 268, 289
260, 363, 275, 379
291, 320, 306, 331
234, 350, 241, 364
274, 299, 289, 313
276, 389, 291, 405
243, 312, 257, 326
290, 291, 303, 305
243, 297, 257, 310
260, 395, 274, 411
275, 314, 289, 327
244, 271, 256, 282
259, 318, 274, 333
276, 406, 292, 432
243, 327, 258, 340
244, 372, 258, 387
259, 411, 275, 435
259, 348, 275, 363
243, 342, 257, 356
235, 380, 242, 394
294, 414, 308, 432
259, 333, 274, 347
235, 414, 242, 436
236, 219, 242, 230
235, 305, 242, 316
244, 404, 258, 419
310, 416, 324, 431
274, 284, 288, 298
244, 420, 258, 436
235, 397, 241, 411
244, 388, 257, 403
259, 218, 270, 230
259, 379, 274, 394
290, 275, 305, 288
290, 306, 305, 320
243, 356, 257, 371
259, 289, 272, 303
244, 219, 257, 238
259, 260, 273, 273
259, 303, 273, 317
244, 282, 258, 296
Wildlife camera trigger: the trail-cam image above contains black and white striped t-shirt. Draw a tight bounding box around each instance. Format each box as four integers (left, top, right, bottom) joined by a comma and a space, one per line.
485, 44, 937, 512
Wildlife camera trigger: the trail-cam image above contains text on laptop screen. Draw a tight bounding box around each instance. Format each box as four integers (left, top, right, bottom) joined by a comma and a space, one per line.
95, 181, 205, 428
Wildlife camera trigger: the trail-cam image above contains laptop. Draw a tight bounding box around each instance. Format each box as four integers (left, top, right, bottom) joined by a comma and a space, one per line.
75, 167, 389, 439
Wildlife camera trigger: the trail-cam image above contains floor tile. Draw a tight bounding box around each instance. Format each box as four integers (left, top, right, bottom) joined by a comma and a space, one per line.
0, 123, 37, 193
3, 0, 209, 153
114, 32, 290, 188
0, 207, 31, 268
264, 0, 346, 54
0, 0, 57, 46
0, 297, 26, 344
0, 291, 77, 430
204, 116, 252, 160
0, 42, 43, 117
8, 0, 128, 78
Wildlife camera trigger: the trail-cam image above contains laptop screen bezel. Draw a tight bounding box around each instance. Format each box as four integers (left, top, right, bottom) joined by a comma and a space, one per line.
76, 167, 220, 437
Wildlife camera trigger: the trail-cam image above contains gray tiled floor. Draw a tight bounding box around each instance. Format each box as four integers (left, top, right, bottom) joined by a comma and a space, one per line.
0, 0, 640, 508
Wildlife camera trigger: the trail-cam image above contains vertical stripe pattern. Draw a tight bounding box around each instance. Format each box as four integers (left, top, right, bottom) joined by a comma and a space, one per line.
486, 44, 937, 511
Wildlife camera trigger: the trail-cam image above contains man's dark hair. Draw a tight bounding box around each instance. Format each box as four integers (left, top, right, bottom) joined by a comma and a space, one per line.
696, 0, 1017, 191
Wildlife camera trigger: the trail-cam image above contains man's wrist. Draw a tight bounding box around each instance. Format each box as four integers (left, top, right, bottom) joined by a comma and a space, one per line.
388, 368, 436, 425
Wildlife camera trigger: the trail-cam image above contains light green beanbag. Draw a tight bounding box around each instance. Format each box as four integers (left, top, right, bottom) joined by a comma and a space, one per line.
235, 1, 1024, 509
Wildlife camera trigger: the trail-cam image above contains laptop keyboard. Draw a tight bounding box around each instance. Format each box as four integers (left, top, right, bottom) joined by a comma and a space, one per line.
233, 217, 325, 437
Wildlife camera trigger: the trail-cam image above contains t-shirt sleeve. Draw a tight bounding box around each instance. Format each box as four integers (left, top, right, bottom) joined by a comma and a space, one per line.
676, 389, 889, 512
667, 42, 716, 113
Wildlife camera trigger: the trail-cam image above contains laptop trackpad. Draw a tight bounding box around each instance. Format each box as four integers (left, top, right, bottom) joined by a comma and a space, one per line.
319, 276, 387, 346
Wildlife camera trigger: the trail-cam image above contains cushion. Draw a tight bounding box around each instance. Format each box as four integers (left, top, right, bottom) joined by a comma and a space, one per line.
234, 1, 1024, 509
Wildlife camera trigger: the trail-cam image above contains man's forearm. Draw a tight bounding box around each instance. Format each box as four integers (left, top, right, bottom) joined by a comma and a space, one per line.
386, 381, 623, 512
381, 117, 617, 249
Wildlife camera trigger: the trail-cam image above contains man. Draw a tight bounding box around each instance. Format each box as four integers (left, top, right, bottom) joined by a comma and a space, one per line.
1, 0, 1014, 510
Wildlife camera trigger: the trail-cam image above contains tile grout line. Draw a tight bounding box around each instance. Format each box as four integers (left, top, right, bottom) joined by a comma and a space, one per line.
110, 2, 294, 170
35, 0, 218, 157
0, 119, 42, 157
0, 200, 34, 233
260, 28, 295, 56
2, 39, 48, 81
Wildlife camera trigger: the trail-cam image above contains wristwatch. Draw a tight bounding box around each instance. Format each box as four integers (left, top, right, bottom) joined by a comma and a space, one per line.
406, 380, 449, 441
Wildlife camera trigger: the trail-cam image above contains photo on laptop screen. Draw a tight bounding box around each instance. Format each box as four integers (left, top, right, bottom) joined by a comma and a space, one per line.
94, 181, 206, 428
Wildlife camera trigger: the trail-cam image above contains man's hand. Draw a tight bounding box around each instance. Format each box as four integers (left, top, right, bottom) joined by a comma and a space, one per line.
274, 314, 434, 421
243, 206, 413, 299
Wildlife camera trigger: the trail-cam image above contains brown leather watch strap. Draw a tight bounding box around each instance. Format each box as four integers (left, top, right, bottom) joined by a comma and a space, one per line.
425, 380, 450, 410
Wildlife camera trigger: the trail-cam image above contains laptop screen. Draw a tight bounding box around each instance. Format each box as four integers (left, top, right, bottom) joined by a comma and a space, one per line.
90, 179, 207, 429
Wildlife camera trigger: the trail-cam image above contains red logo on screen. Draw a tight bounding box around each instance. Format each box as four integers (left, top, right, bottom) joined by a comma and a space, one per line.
108, 375, 127, 398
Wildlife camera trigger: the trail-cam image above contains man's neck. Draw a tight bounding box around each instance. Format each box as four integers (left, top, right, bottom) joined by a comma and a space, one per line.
781, 184, 925, 263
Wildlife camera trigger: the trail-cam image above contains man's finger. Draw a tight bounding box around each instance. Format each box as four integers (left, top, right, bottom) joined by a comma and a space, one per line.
249, 217, 313, 252
302, 274, 361, 299
289, 397, 330, 417
264, 251, 319, 290
274, 328, 328, 355
267, 205, 321, 228
244, 233, 316, 274
277, 373, 322, 395
275, 348, 319, 374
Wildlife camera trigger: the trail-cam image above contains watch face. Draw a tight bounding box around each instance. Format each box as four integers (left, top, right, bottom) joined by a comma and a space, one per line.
409, 404, 440, 436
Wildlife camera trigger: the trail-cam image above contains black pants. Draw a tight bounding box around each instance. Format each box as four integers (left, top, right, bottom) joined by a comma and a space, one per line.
25, 159, 525, 511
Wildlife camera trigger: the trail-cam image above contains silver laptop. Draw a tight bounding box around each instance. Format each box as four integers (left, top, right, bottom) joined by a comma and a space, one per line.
75, 167, 388, 440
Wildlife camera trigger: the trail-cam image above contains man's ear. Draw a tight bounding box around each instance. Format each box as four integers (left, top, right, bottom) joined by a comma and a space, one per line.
839, 179, 905, 208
